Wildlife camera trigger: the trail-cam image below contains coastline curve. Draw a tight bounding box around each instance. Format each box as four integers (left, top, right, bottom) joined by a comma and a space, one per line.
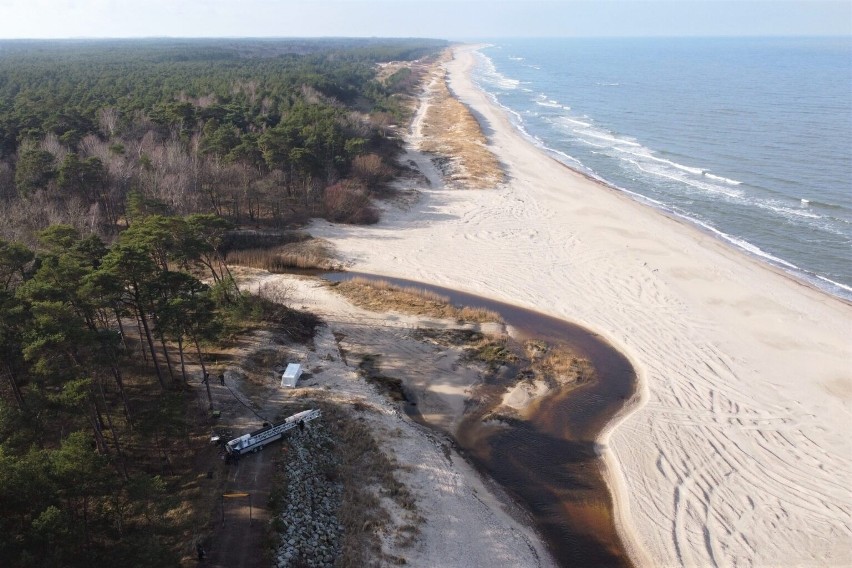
309, 43, 852, 568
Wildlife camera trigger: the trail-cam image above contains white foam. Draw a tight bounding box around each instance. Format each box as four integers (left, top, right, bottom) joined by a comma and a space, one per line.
500, 101, 525, 125
665, 160, 704, 176
815, 274, 852, 294
576, 139, 608, 149
548, 148, 584, 166
756, 201, 822, 220
691, 219, 799, 269
484, 91, 592, 173
612, 146, 706, 175
626, 159, 744, 199
474, 51, 520, 90
573, 128, 642, 148
705, 172, 743, 186
559, 116, 592, 128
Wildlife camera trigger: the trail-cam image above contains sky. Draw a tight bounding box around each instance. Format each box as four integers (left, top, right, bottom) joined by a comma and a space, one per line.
0, 0, 849, 40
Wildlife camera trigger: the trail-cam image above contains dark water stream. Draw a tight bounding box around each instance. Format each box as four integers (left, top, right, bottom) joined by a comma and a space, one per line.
322, 272, 636, 567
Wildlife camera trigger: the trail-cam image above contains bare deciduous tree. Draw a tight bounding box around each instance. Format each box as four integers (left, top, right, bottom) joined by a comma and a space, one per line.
97, 107, 119, 138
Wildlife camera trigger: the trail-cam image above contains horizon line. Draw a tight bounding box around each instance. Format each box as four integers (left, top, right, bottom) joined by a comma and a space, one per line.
1, 33, 850, 42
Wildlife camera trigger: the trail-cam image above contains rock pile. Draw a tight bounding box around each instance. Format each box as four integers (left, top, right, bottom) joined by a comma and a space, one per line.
274, 424, 343, 568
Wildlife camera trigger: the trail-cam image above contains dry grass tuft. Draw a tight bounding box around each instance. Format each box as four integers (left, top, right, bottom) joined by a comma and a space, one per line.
524, 340, 595, 388
333, 277, 501, 323
469, 336, 520, 369
419, 68, 503, 189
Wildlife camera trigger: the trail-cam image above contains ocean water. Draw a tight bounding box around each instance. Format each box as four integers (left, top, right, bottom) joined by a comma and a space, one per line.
472, 37, 852, 300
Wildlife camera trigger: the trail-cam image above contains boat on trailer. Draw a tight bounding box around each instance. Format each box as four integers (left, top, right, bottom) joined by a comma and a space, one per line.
225, 409, 321, 457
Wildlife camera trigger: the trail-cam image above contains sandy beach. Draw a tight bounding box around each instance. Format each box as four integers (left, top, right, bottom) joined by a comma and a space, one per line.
306, 44, 852, 567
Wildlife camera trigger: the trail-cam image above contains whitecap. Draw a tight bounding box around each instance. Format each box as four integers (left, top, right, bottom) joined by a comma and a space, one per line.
578, 140, 608, 149
625, 159, 744, 199
559, 116, 593, 128
573, 128, 642, 148
705, 172, 743, 186
535, 100, 562, 109
755, 200, 822, 219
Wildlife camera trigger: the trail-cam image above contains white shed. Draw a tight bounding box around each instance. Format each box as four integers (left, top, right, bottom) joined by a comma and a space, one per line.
281, 363, 303, 388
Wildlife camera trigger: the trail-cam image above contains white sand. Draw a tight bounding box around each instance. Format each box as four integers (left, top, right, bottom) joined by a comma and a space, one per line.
308, 45, 852, 567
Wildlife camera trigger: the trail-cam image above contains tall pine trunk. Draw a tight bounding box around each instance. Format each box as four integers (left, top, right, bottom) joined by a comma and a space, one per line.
98, 379, 129, 480
137, 306, 166, 389
177, 336, 188, 383
114, 308, 129, 352
193, 337, 212, 409
158, 332, 176, 384
110, 365, 132, 426
4, 362, 25, 410
134, 314, 148, 362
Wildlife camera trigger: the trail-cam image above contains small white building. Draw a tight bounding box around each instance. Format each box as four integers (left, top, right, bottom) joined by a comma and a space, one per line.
281, 363, 303, 388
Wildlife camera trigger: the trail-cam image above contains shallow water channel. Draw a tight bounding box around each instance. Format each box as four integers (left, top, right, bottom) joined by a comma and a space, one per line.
322, 272, 636, 567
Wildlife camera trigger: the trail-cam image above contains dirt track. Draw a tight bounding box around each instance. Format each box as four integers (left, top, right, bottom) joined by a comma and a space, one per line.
191, 340, 291, 568
204, 444, 276, 568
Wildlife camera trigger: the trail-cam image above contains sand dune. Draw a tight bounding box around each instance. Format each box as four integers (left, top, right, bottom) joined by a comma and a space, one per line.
309, 45, 852, 567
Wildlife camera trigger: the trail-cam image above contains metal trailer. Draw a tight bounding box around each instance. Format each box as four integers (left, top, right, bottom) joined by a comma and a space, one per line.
225, 409, 321, 457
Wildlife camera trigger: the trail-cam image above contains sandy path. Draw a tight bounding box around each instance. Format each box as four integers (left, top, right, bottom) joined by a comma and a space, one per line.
307, 45, 852, 567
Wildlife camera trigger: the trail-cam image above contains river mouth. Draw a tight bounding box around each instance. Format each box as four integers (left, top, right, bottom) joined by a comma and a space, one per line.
321, 271, 636, 568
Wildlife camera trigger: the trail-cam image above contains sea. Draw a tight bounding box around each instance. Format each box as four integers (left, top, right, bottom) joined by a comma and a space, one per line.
471, 37, 852, 300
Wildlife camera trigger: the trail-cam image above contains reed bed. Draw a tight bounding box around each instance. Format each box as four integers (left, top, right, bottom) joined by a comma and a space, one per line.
226, 238, 338, 271
334, 277, 502, 323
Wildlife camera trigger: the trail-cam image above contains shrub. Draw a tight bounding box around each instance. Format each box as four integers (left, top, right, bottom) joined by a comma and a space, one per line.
323, 180, 380, 225
351, 153, 394, 188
